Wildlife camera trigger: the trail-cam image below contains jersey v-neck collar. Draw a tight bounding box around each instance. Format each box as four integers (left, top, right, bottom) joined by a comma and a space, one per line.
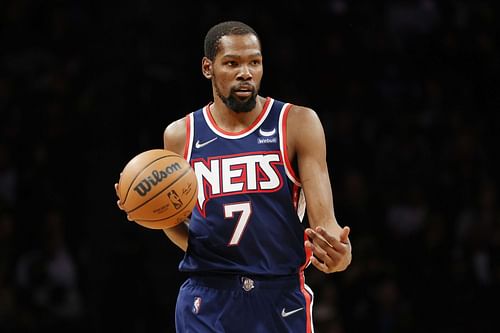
203, 97, 273, 139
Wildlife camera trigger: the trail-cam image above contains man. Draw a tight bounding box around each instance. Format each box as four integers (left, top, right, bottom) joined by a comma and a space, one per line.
122, 21, 351, 332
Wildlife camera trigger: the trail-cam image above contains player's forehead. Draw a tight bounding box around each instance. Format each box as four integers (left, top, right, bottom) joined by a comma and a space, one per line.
216, 34, 262, 59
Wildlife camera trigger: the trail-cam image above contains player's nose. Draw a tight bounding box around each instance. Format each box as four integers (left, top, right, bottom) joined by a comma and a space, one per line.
237, 65, 252, 80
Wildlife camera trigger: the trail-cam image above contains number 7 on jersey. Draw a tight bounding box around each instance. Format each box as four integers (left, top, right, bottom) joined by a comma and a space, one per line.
224, 202, 252, 246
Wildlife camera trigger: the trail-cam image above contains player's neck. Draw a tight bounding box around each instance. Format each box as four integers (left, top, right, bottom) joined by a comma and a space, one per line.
209, 95, 266, 133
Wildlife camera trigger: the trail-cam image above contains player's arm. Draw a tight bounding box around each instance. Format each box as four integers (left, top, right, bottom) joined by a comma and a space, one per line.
287, 106, 352, 273
162, 117, 190, 252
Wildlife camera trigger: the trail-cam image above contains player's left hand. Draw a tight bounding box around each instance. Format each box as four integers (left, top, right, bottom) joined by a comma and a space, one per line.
305, 226, 351, 273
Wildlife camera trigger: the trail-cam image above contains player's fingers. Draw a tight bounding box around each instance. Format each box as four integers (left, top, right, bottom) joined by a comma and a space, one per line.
309, 256, 329, 273
305, 239, 342, 271
307, 229, 348, 259
310, 254, 341, 274
305, 228, 329, 247
305, 239, 327, 259
314, 227, 339, 245
116, 199, 124, 210
315, 227, 349, 252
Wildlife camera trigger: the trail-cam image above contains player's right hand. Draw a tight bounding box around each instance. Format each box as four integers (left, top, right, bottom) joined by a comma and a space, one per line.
114, 182, 123, 209
115, 182, 133, 221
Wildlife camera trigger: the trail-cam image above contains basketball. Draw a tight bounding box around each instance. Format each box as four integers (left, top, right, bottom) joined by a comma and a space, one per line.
117, 149, 198, 229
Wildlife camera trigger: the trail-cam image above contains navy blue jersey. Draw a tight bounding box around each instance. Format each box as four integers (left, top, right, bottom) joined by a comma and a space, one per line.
180, 97, 310, 276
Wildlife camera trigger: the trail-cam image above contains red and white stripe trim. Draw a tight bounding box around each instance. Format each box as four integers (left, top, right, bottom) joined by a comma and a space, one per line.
203, 97, 273, 139
184, 113, 195, 161
278, 103, 301, 186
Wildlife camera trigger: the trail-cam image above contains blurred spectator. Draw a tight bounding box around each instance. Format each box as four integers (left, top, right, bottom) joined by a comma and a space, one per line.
0, 144, 17, 207
0, 211, 15, 331
14, 210, 83, 332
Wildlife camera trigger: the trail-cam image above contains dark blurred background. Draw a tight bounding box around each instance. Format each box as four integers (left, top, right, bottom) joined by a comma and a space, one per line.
1, 0, 499, 332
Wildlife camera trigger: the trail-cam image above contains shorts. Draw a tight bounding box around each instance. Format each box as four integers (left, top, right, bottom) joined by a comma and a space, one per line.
175, 273, 314, 333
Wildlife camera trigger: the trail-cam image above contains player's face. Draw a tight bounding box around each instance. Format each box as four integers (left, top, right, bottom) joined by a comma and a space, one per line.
210, 34, 263, 113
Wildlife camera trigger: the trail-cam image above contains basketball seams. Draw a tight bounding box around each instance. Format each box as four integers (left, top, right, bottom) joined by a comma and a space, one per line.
126, 167, 193, 214
120, 154, 180, 205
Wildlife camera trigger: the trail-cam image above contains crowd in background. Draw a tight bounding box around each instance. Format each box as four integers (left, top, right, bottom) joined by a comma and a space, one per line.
1, 1, 499, 332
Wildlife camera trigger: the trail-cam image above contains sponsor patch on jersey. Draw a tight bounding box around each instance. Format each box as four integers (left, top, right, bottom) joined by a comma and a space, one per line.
257, 137, 277, 144
259, 128, 276, 137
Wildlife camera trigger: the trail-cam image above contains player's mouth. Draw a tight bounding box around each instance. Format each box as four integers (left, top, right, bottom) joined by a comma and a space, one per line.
234, 90, 252, 98
233, 85, 254, 98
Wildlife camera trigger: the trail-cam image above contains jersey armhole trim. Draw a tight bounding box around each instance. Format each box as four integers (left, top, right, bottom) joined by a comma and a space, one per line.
184, 113, 194, 161
279, 103, 301, 186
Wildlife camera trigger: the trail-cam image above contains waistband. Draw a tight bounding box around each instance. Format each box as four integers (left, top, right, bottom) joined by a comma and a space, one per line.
188, 273, 302, 291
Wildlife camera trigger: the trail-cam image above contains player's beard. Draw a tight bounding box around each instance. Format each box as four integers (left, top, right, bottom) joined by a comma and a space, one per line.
215, 82, 258, 113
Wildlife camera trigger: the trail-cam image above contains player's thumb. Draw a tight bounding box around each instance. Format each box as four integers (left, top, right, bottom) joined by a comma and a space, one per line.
340, 226, 350, 243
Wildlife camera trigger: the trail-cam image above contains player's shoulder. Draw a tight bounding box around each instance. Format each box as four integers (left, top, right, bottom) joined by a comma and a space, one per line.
164, 105, 206, 144
164, 117, 186, 137
286, 103, 321, 125
285, 103, 325, 143
164, 116, 188, 155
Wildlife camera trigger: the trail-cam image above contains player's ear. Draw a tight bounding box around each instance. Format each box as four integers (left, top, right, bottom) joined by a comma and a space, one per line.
202, 57, 213, 79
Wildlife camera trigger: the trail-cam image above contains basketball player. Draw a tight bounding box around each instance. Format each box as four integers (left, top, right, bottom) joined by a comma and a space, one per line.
119, 21, 351, 332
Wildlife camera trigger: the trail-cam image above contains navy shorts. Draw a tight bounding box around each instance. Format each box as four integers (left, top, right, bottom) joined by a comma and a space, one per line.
175, 273, 314, 333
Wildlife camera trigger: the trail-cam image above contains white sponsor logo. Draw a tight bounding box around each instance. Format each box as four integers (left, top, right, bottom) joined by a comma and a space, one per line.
281, 307, 304, 318
257, 137, 277, 144
195, 137, 218, 149
259, 128, 276, 137
193, 297, 202, 314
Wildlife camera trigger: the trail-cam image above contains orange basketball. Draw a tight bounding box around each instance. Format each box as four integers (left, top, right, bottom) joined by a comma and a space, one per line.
117, 149, 198, 229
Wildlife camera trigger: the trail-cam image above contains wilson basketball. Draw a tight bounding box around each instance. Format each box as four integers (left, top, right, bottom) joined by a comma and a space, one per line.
117, 149, 198, 229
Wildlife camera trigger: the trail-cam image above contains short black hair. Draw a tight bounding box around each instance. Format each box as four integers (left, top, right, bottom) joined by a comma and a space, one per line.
204, 21, 260, 60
